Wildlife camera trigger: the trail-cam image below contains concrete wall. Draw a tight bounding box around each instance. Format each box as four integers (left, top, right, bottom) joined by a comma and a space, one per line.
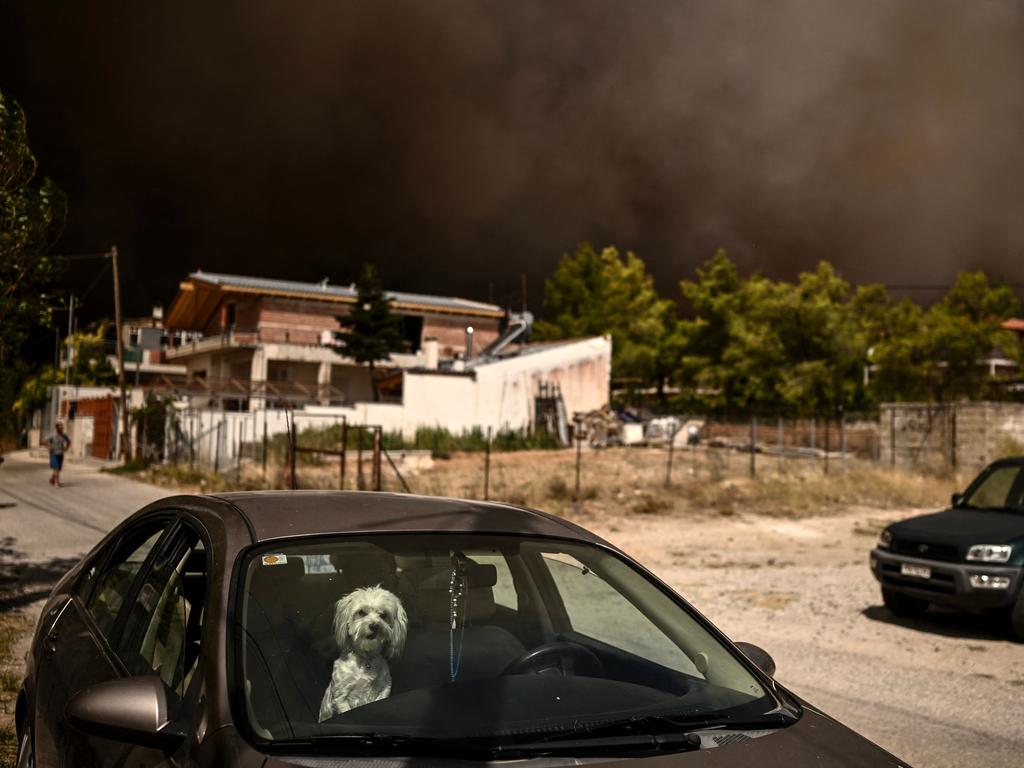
880, 401, 1024, 472
325, 335, 611, 437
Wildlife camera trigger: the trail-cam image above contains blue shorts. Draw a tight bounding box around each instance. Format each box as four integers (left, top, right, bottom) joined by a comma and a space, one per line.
49, 453, 64, 471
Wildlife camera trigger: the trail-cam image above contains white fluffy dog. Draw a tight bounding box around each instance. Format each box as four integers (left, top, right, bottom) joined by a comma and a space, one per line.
318, 585, 408, 722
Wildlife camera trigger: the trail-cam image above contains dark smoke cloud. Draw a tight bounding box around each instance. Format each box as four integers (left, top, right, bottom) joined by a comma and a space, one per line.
1, 0, 1022, 322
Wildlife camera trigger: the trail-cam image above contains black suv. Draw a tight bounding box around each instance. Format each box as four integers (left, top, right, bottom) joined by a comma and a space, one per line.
870, 456, 1024, 639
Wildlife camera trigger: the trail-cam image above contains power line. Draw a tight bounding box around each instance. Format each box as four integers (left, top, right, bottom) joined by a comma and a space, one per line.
54, 252, 112, 261
885, 283, 1024, 291
76, 258, 112, 304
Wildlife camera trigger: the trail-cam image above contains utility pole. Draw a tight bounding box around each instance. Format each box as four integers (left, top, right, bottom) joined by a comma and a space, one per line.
112, 246, 132, 461
65, 294, 75, 385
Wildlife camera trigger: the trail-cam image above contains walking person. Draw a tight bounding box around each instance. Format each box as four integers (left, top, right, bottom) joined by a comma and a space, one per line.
48, 421, 71, 487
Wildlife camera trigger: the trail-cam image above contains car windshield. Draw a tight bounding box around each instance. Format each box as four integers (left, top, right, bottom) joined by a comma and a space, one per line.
236, 534, 788, 756
961, 464, 1024, 511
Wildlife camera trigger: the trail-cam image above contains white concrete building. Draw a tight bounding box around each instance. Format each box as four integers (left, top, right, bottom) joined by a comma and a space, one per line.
177, 335, 612, 464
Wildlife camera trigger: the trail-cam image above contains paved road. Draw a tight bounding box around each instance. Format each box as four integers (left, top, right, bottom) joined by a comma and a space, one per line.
0, 452, 170, 608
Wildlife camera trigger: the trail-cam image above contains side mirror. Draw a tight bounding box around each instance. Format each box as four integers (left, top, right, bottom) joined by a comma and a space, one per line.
66, 677, 185, 752
951, 493, 963, 508
735, 642, 776, 677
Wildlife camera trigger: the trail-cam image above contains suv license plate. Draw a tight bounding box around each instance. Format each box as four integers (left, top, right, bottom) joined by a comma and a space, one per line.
901, 563, 931, 579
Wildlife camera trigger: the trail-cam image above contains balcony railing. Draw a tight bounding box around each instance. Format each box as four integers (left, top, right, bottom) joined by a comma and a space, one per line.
145, 374, 351, 407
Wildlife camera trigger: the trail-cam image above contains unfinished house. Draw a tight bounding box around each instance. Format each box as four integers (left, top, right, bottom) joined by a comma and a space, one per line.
161, 272, 505, 409
144, 271, 611, 465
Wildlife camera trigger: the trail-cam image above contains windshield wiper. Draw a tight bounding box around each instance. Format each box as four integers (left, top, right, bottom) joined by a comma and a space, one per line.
292, 733, 479, 757
281, 710, 798, 758
493, 732, 702, 757
535, 708, 799, 743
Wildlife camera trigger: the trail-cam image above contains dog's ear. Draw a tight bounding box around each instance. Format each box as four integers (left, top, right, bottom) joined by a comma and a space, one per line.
385, 592, 408, 659
333, 592, 356, 652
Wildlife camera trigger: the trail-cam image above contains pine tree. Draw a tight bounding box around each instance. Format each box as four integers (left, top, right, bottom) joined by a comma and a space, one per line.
338, 264, 405, 401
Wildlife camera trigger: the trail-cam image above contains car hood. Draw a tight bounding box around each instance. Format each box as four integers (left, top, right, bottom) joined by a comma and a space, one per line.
263, 708, 908, 768
890, 508, 1024, 546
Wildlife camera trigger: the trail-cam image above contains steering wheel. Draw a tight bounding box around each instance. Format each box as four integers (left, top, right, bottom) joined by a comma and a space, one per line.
501, 641, 604, 677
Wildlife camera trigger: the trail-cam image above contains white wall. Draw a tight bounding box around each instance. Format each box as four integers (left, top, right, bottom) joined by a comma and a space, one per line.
359, 334, 610, 437
170, 335, 612, 460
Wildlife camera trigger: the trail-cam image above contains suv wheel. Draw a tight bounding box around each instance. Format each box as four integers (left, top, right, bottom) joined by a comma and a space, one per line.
882, 587, 929, 617
1010, 588, 1024, 642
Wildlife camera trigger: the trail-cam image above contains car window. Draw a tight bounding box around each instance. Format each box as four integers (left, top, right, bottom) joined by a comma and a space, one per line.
965, 465, 1022, 508
539, 551, 702, 677
120, 527, 207, 697
85, 523, 169, 639
238, 534, 773, 751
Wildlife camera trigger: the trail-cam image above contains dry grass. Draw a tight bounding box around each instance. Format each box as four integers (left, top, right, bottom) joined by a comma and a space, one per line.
128, 446, 963, 523
0, 612, 32, 766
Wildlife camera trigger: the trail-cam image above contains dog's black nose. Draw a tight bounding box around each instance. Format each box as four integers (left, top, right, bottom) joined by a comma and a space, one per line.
367, 621, 380, 632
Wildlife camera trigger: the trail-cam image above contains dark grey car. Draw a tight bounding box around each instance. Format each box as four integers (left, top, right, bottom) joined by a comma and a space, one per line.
870, 456, 1024, 637
17, 491, 911, 766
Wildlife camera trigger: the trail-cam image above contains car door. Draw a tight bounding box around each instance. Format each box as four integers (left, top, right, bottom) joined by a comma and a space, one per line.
64, 520, 209, 767
33, 516, 173, 767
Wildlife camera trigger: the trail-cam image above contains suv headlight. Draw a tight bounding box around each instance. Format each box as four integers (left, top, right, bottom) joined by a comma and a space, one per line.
966, 544, 1012, 563
877, 529, 892, 550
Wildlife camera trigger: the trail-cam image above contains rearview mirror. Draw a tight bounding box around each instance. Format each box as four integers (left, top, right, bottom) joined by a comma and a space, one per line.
735, 642, 776, 677
66, 677, 185, 752
951, 493, 963, 507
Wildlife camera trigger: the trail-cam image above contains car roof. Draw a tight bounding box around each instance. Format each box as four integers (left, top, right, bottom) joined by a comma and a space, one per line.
990, 455, 1024, 466
210, 491, 607, 545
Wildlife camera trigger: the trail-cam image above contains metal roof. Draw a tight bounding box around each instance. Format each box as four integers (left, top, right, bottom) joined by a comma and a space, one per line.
212, 490, 605, 544
190, 271, 503, 316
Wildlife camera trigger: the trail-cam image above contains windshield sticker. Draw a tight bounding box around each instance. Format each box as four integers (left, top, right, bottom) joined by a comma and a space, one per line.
262, 554, 288, 566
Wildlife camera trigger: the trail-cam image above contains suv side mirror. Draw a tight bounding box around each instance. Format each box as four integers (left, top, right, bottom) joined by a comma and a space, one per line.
735, 642, 776, 677
66, 677, 185, 752
951, 493, 964, 507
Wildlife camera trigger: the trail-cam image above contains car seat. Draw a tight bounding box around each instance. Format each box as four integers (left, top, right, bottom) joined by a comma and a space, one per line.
390, 562, 525, 694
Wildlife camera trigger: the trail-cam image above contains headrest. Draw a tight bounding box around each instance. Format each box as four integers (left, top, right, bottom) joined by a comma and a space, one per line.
414, 563, 498, 590
409, 562, 498, 624
332, 548, 397, 591
416, 585, 495, 624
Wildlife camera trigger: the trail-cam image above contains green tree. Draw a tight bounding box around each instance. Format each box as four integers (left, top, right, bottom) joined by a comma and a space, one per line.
338, 264, 405, 401
917, 271, 1019, 402
856, 289, 929, 402
0, 91, 66, 438
678, 251, 795, 414
775, 262, 868, 416
855, 271, 1019, 404
13, 324, 118, 419
679, 253, 872, 416
535, 243, 679, 397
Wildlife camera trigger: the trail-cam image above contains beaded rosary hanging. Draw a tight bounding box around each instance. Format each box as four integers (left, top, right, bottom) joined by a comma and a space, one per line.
448, 552, 469, 682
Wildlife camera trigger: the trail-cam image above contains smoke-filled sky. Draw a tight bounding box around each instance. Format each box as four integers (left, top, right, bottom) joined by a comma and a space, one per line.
1, 0, 1022, 322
